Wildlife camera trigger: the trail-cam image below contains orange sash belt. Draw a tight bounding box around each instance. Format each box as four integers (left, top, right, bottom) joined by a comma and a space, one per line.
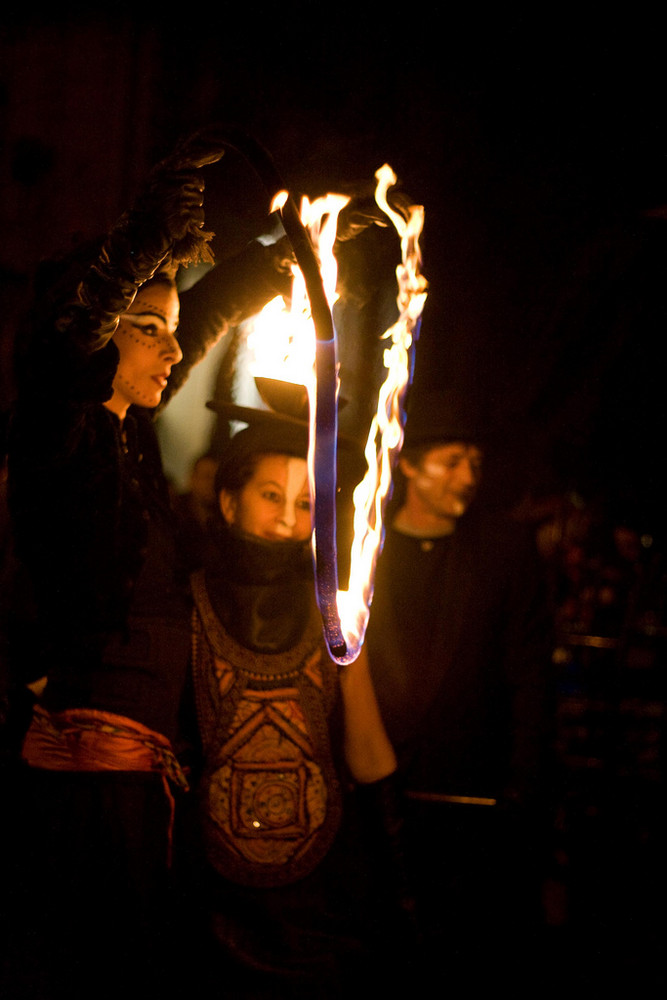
22, 705, 189, 864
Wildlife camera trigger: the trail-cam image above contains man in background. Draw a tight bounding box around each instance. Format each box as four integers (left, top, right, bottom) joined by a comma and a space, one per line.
366, 386, 553, 987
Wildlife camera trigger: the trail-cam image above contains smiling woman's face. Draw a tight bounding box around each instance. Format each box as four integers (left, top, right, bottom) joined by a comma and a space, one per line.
107, 281, 182, 419
219, 453, 312, 543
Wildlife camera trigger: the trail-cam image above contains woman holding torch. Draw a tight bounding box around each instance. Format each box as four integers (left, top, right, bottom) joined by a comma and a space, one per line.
3, 128, 293, 997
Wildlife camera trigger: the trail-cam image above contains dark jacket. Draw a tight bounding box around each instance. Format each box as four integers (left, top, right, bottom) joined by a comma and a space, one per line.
6, 242, 287, 744
366, 507, 552, 806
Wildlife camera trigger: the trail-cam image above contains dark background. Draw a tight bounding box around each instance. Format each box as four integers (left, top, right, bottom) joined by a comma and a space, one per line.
2, 7, 667, 990
3, 8, 667, 519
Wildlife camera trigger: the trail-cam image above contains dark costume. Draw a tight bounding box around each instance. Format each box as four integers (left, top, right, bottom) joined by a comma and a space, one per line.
7, 241, 289, 743
1, 133, 291, 998
366, 504, 552, 986
181, 521, 377, 999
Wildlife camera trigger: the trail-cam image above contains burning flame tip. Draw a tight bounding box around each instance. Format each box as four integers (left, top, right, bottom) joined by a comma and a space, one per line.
375, 163, 397, 184
270, 190, 289, 213
245, 164, 427, 665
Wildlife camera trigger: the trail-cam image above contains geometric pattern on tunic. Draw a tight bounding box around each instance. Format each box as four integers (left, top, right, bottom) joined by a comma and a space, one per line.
209, 686, 328, 866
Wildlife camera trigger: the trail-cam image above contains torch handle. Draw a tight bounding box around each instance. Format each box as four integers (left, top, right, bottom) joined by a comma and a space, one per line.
207, 128, 346, 660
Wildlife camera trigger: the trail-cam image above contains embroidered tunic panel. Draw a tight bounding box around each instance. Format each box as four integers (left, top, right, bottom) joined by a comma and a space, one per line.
191, 571, 342, 887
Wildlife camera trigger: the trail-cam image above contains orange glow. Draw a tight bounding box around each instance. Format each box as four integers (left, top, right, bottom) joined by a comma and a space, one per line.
245, 170, 427, 663
247, 193, 349, 389
270, 190, 289, 213
337, 165, 427, 658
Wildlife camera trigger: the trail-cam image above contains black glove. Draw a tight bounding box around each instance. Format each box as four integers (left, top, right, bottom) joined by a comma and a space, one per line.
104, 126, 230, 274
263, 233, 297, 294
75, 128, 228, 347
355, 773, 418, 929
335, 187, 414, 243
132, 126, 230, 267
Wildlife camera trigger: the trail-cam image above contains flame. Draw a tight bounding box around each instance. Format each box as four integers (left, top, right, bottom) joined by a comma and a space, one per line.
270, 189, 289, 213
244, 168, 427, 663
247, 192, 349, 389
336, 165, 428, 656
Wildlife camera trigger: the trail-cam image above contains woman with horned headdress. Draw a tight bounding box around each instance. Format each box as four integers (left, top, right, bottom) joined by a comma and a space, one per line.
2, 128, 295, 997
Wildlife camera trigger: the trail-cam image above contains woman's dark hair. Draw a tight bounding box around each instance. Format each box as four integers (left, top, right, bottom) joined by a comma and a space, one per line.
215, 450, 267, 498
214, 422, 309, 500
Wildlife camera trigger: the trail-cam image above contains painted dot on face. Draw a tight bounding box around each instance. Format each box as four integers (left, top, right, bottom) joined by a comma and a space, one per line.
107, 283, 181, 418
132, 296, 175, 318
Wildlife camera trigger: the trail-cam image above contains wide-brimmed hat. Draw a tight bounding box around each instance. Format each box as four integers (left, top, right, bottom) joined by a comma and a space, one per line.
402, 386, 488, 450
206, 379, 364, 487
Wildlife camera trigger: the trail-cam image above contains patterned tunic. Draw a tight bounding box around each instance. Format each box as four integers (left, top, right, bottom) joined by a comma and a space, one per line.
190, 569, 343, 887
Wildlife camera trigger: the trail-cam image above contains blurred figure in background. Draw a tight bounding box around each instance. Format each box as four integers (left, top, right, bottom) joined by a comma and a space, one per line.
172, 451, 219, 571
366, 385, 553, 990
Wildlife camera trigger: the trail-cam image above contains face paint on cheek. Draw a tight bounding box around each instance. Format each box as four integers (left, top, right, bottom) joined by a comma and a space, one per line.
420, 461, 448, 481
416, 462, 466, 517
113, 372, 155, 404
274, 459, 309, 538
113, 325, 165, 402
116, 325, 160, 349
414, 463, 449, 497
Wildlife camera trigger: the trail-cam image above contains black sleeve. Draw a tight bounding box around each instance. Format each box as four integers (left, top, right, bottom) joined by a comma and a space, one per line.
164, 240, 293, 401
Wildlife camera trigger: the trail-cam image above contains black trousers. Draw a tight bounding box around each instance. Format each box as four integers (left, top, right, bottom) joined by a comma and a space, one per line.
402, 798, 546, 989
2, 765, 178, 1000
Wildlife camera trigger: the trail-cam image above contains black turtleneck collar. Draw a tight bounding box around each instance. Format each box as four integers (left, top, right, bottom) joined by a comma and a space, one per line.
203, 520, 315, 654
